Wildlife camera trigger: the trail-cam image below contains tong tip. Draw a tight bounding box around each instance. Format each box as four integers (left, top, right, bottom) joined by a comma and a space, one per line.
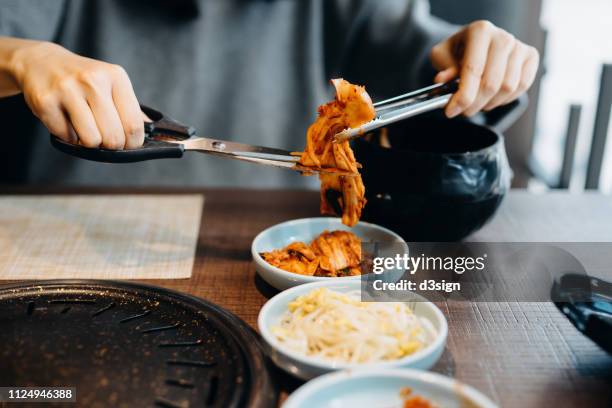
333, 129, 356, 144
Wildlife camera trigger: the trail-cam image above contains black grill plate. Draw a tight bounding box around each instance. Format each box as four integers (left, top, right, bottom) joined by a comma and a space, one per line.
0, 280, 277, 408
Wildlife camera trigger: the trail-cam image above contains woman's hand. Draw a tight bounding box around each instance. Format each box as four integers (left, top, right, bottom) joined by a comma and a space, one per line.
430, 20, 540, 118
7, 39, 143, 149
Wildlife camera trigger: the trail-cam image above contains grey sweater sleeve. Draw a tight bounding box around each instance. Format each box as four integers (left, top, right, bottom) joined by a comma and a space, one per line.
0, 0, 67, 41
324, 0, 457, 99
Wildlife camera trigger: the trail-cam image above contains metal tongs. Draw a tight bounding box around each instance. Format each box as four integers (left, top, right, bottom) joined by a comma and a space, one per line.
334, 80, 459, 143
50, 105, 350, 175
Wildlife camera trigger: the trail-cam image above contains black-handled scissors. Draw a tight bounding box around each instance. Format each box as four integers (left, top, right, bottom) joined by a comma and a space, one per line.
50, 105, 349, 175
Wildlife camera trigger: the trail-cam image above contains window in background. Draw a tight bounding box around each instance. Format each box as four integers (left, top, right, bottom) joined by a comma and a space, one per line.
532, 0, 612, 191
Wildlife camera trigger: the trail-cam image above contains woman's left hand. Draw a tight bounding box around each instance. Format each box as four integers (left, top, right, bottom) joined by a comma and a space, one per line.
430, 20, 540, 118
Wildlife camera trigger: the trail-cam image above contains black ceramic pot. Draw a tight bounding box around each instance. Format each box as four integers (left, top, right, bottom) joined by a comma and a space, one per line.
353, 97, 527, 242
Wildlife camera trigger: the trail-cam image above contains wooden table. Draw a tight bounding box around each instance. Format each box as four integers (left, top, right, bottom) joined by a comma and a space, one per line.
3, 188, 612, 407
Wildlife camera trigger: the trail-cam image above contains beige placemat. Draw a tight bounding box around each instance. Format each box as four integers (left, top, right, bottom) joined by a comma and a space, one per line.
0, 195, 203, 279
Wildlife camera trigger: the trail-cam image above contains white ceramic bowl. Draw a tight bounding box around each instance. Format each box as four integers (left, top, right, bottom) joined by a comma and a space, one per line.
257, 280, 448, 380
252, 217, 407, 291
283, 368, 498, 408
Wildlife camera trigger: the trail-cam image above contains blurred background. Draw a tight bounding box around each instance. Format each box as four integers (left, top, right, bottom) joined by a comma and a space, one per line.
1, 0, 610, 191
431, 0, 612, 191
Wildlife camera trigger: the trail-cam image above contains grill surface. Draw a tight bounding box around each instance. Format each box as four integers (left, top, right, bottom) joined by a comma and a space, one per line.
0, 280, 277, 408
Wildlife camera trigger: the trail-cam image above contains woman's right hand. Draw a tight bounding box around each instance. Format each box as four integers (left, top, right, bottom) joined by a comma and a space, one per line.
7, 39, 144, 149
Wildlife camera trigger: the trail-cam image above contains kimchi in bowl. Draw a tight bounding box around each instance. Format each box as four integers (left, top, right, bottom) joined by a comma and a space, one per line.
252, 218, 407, 291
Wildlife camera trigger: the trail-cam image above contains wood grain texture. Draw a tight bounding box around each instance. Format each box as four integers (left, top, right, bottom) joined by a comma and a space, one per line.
0, 195, 203, 279
1, 188, 610, 407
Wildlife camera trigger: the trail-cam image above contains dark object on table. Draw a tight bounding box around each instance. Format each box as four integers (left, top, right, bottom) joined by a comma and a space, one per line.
0, 280, 277, 408
353, 97, 526, 241
552, 273, 612, 355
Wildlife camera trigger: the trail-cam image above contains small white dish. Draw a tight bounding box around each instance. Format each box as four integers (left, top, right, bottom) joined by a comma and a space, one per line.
257, 280, 448, 380
283, 368, 498, 408
251, 217, 407, 291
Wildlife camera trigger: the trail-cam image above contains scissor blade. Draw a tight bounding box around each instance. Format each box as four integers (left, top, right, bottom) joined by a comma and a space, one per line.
181, 136, 297, 158
175, 136, 358, 176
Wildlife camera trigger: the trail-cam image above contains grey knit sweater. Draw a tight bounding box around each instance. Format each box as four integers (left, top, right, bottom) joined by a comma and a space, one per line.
0, 0, 453, 187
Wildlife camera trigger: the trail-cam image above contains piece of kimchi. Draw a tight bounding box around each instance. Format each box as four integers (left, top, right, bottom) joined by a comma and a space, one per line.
299, 79, 375, 227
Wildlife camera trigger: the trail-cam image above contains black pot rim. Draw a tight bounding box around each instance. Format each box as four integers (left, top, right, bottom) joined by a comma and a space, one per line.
355, 120, 505, 158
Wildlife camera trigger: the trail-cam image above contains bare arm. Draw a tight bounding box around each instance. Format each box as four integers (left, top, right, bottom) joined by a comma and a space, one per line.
324, 1, 539, 118
0, 37, 32, 97
431, 20, 540, 118
0, 37, 143, 149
